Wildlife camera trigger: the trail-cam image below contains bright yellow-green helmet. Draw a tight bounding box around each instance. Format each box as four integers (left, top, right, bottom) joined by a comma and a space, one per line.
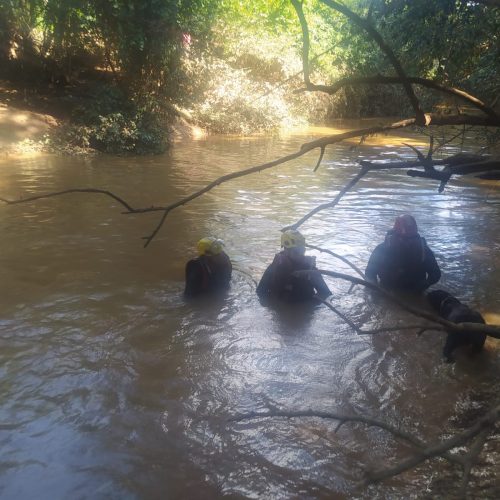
281, 229, 306, 249
197, 237, 224, 256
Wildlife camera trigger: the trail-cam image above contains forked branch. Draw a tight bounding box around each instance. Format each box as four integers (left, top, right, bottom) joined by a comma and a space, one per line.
364, 403, 500, 485
231, 403, 499, 493
298, 76, 499, 121
0, 188, 138, 212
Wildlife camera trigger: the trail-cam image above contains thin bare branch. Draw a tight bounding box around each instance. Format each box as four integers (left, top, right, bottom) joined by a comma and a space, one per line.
365, 404, 500, 484
258, 42, 343, 102
357, 325, 437, 335
403, 142, 428, 167
285, 166, 370, 231
230, 409, 464, 467
142, 208, 171, 247
0, 188, 138, 213
432, 127, 475, 156
459, 428, 490, 497
427, 136, 434, 159
304, 116, 500, 160
306, 244, 365, 277
314, 296, 363, 332
314, 295, 434, 336
313, 146, 326, 172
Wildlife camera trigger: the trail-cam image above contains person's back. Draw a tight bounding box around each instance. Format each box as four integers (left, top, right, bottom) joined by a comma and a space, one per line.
257, 230, 331, 302
365, 214, 441, 292
184, 238, 232, 297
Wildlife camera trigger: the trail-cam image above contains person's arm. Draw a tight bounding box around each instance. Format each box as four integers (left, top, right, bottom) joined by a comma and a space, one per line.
184, 260, 203, 297
256, 264, 274, 299
312, 272, 331, 298
306, 257, 331, 298
424, 245, 441, 287
221, 252, 232, 284
365, 245, 383, 283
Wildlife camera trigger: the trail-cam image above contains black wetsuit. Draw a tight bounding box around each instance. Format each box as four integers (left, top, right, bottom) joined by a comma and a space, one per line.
365, 230, 441, 292
184, 252, 232, 297
256, 251, 331, 302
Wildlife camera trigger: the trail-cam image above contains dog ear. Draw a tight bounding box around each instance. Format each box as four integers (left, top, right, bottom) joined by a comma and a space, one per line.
427, 290, 451, 311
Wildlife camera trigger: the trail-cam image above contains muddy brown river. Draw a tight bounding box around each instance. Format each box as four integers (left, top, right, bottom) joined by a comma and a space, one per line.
0, 123, 499, 498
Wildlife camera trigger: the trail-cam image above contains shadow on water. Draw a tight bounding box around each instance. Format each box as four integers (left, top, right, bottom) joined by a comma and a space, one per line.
258, 298, 320, 339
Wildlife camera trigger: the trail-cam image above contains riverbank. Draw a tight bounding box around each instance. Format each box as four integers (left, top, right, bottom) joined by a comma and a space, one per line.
2, 78, 498, 163
0, 81, 58, 156
0, 79, 207, 157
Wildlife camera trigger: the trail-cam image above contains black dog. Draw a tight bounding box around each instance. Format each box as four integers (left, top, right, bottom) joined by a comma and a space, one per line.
427, 290, 487, 363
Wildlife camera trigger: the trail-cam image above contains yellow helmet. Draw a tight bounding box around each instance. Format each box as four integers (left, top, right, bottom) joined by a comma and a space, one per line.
197, 237, 224, 256
281, 229, 306, 249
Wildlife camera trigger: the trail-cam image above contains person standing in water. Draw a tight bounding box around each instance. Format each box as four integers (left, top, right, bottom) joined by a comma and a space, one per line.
184, 237, 232, 297
257, 230, 331, 302
365, 214, 441, 292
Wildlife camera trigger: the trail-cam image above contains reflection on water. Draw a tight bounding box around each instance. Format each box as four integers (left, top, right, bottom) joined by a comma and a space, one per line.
0, 123, 499, 498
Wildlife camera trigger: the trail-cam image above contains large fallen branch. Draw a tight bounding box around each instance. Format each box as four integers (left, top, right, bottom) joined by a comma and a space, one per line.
295, 269, 500, 339
298, 76, 500, 122
362, 139, 500, 192
314, 295, 435, 336
294, 0, 499, 127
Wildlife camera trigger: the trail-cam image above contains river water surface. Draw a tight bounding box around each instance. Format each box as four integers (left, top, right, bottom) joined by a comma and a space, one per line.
1, 123, 499, 499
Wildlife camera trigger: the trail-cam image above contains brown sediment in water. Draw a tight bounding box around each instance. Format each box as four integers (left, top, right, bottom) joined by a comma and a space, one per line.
0, 129, 499, 498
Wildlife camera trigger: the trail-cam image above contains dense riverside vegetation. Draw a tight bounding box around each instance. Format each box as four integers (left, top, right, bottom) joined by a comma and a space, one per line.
1, 0, 498, 153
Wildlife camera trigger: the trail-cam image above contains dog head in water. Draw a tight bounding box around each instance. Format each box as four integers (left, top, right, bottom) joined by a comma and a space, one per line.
427, 289, 460, 315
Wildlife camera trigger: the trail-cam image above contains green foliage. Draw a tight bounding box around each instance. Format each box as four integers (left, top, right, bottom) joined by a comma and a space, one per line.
1, 0, 499, 150
184, 17, 333, 133
186, 57, 298, 134
219, 0, 298, 32
363, 0, 500, 99
0, 0, 220, 152
85, 111, 166, 154
68, 83, 170, 153
277, 0, 499, 117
